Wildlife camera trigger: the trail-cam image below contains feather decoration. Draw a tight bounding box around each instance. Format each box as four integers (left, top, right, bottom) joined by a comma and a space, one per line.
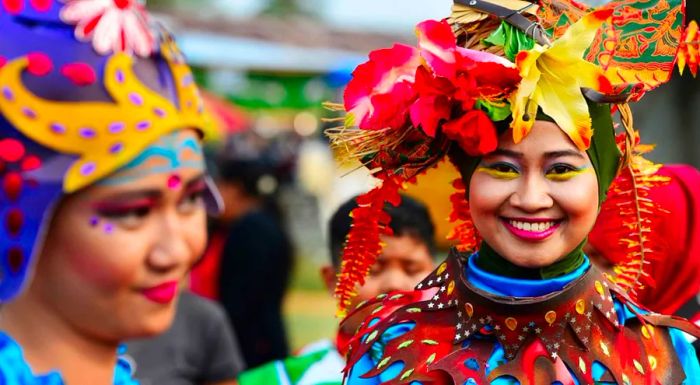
598, 106, 670, 296
446, 178, 481, 252
334, 175, 403, 316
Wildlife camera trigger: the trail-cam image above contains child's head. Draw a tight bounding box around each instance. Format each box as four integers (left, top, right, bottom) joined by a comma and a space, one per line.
323, 195, 436, 306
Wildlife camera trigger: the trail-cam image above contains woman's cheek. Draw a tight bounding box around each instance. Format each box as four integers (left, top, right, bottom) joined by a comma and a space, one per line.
67, 231, 149, 291
185, 210, 208, 267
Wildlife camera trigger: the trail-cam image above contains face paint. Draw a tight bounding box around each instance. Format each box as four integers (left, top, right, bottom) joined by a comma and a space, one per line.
97, 131, 204, 187
476, 164, 520, 180
544, 165, 592, 182
167, 174, 182, 190
32, 130, 208, 343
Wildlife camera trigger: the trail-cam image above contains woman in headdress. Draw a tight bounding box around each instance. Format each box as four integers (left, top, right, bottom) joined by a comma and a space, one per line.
328, 0, 700, 383
0, 1, 219, 383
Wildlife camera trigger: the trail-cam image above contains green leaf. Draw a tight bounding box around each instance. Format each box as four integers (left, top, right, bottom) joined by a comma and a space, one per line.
345, 112, 356, 128
406, 308, 422, 313
421, 339, 439, 346
477, 100, 512, 122
426, 353, 437, 365
398, 340, 414, 349
389, 294, 404, 300
483, 21, 535, 61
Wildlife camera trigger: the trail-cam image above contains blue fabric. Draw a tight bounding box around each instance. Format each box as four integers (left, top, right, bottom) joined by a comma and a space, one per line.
466, 253, 591, 297
0, 332, 138, 385
345, 253, 700, 384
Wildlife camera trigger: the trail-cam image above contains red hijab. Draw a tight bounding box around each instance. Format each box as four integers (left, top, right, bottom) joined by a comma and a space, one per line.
589, 165, 700, 315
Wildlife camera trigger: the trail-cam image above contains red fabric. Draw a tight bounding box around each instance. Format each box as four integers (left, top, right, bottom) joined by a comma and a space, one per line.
589, 165, 700, 314
189, 229, 227, 300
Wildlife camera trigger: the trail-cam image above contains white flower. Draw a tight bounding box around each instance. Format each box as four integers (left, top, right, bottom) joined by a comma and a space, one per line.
60, 0, 154, 57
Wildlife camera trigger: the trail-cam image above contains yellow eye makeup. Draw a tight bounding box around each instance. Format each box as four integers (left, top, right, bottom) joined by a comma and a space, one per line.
545, 166, 591, 182
476, 166, 519, 180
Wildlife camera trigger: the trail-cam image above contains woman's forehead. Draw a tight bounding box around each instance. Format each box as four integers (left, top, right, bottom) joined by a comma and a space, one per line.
496, 121, 582, 155
97, 130, 204, 188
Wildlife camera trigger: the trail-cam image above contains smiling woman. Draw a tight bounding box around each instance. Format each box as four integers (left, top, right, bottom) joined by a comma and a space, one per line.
0, 1, 219, 384
329, 0, 700, 384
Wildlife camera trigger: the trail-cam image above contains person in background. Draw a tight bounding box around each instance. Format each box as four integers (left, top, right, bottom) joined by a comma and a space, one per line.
0, 1, 219, 383
203, 157, 293, 368
237, 194, 437, 385
587, 164, 700, 355
126, 290, 246, 385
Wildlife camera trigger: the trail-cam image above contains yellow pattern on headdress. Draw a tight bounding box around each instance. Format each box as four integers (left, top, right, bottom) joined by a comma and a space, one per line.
0, 39, 212, 193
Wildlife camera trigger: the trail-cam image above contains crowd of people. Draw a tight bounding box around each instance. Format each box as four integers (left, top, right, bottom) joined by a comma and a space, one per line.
0, 0, 699, 384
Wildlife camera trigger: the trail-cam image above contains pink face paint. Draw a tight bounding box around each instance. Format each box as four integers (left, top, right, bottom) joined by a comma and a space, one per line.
104, 223, 115, 234
167, 174, 182, 190
89, 216, 99, 227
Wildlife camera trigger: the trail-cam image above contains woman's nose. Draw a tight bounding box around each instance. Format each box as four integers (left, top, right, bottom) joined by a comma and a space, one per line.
509, 173, 554, 212
148, 211, 192, 273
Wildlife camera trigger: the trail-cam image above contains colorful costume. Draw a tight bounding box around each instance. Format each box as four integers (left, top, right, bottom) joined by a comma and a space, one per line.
326, 0, 700, 384
0, 0, 218, 382
238, 339, 345, 385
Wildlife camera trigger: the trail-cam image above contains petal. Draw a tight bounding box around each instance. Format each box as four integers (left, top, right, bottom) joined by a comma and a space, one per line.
457, 46, 516, 68
416, 20, 458, 79
60, 0, 109, 23
537, 74, 593, 150
547, 9, 613, 63
91, 9, 121, 54
410, 95, 450, 137
122, 13, 154, 56
344, 44, 421, 129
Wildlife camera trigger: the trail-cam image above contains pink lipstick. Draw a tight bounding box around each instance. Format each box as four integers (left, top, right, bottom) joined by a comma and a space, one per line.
502, 218, 562, 241
141, 281, 179, 304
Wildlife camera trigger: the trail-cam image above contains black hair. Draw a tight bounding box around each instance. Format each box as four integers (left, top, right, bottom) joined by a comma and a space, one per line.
217, 158, 276, 198
328, 194, 436, 268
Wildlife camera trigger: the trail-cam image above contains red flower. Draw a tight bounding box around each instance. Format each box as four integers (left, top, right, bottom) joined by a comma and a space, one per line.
344, 44, 421, 130
344, 18, 520, 156
442, 109, 498, 156
409, 66, 453, 137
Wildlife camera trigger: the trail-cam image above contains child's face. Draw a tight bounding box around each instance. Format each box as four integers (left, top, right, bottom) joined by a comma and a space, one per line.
324, 234, 435, 315
354, 234, 435, 303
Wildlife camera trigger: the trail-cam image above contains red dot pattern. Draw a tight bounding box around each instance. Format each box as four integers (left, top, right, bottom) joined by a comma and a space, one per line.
61, 62, 97, 86
3, 172, 22, 202
5, 209, 23, 237
6, 247, 24, 274
26, 52, 53, 76
0, 138, 25, 162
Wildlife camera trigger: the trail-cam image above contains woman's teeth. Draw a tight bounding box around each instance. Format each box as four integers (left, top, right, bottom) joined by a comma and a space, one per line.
508, 220, 556, 232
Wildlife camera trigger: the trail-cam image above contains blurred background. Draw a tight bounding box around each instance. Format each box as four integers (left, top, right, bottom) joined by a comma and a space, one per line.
148, 0, 700, 352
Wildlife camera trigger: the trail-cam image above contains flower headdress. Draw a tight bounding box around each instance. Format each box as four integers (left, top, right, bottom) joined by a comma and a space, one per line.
327, 0, 698, 315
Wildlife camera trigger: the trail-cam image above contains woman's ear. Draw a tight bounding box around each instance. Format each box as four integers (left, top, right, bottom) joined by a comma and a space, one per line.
319, 265, 337, 296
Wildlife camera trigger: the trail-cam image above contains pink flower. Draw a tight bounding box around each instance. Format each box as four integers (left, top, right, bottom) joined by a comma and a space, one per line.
344, 44, 421, 130
60, 0, 155, 57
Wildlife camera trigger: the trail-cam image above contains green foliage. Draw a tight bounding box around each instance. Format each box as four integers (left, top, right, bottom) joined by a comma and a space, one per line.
483, 21, 535, 61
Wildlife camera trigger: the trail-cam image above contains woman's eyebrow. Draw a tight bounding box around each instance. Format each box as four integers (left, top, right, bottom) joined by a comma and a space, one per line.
544, 150, 585, 159
94, 190, 161, 206
183, 173, 206, 190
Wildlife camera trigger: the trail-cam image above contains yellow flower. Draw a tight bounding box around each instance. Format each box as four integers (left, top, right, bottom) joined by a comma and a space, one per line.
510, 9, 614, 150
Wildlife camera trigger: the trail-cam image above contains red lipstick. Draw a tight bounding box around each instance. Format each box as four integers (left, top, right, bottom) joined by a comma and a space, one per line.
141, 281, 179, 304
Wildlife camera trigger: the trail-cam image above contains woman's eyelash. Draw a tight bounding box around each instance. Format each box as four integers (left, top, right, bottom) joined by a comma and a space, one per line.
97, 206, 151, 219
